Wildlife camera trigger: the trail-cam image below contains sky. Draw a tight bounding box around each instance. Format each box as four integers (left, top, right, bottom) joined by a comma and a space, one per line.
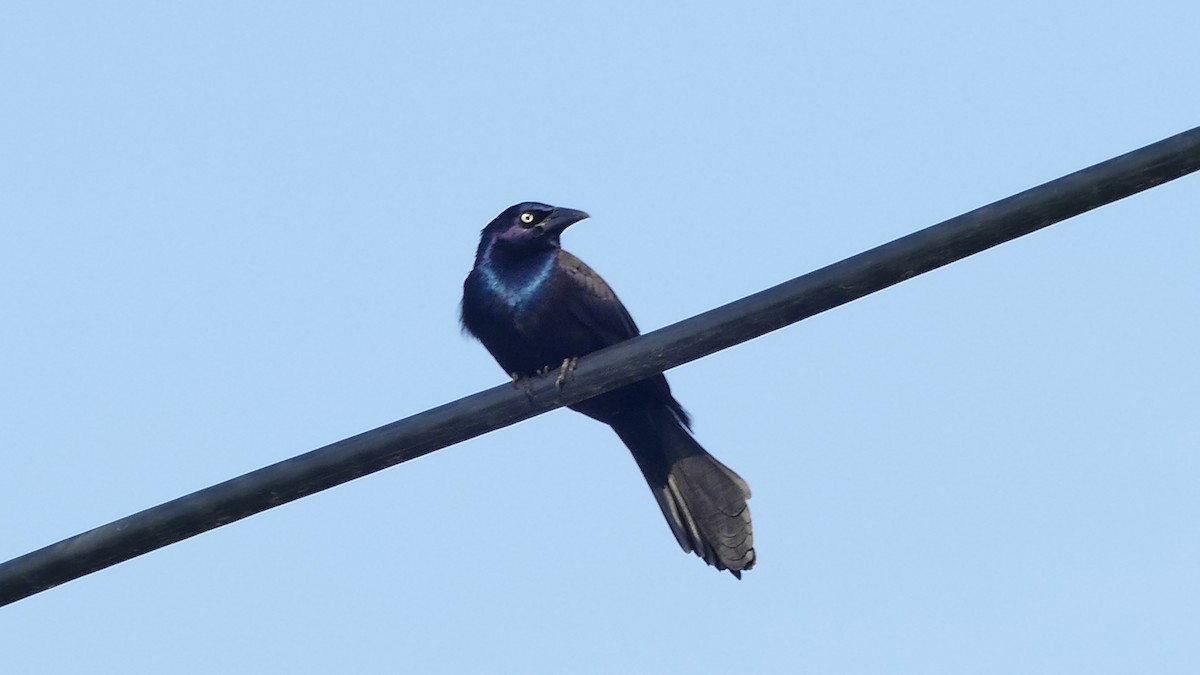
2, 2, 1198, 673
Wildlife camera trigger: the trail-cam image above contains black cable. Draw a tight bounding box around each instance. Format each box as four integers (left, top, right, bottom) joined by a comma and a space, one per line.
2, 126, 1198, 607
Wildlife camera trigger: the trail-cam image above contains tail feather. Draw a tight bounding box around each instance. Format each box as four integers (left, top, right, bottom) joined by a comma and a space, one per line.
611, 407, 755, 578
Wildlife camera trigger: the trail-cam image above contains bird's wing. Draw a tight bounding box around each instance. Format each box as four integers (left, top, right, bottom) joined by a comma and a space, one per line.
557, 249, 691, 429
557, 250, 641, 347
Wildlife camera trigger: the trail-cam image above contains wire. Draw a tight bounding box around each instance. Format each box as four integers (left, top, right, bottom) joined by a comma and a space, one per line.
2, 126, 1198, 607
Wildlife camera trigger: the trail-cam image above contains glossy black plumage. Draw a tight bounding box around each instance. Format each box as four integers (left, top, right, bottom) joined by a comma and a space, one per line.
461, 202, 755, 577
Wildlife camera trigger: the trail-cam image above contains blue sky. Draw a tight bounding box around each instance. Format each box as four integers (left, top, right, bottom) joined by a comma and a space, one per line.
2, 3, 1198, 673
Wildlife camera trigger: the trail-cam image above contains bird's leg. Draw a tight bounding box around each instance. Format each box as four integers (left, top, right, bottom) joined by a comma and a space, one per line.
554, 357, 578, 394
510, 371, 535, 399
508, 359, 576, 403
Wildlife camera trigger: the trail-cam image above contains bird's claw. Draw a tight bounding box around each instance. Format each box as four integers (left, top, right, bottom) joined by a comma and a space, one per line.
554, 357, 578, 395
510, 358, 576, 404
510, 372, 535, 398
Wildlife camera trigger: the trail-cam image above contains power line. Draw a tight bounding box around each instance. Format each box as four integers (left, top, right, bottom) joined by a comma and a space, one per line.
2, 126, 1198, 607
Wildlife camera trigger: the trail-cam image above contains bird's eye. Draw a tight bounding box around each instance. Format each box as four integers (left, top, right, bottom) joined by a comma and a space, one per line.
519, 212, 535, 224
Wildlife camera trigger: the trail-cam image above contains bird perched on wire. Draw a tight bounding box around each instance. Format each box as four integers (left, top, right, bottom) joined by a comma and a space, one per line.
460, 202, 755, 577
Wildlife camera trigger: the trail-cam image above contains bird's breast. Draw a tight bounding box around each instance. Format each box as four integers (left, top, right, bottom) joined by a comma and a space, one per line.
473, 255, 557, 318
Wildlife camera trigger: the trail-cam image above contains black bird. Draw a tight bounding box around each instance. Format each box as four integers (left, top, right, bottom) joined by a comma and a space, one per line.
461, 202, 755, 577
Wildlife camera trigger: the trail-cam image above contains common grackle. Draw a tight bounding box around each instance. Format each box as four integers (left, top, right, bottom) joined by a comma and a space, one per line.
461, 202, 755, 577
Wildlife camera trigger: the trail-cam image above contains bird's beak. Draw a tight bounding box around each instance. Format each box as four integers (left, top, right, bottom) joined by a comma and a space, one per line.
543, 207, 590, 235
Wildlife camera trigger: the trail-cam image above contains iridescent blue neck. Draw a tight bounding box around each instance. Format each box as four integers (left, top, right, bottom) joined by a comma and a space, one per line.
476, 238, 557, 312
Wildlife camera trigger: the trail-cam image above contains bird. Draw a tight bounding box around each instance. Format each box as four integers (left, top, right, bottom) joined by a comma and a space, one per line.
460, 201, 755, 577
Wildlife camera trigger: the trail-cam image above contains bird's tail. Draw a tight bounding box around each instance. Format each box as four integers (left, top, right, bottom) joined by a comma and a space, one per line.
610, 407, 755, 578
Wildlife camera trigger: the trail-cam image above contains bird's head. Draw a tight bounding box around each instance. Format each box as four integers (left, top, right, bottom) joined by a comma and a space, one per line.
479, 202, 591, 252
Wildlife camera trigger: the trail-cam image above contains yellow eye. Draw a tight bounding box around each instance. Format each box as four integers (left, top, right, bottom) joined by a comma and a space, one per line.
519, 212, 535, 224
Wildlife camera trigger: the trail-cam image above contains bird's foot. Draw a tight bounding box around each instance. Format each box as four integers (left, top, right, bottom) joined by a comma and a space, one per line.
509, 372, 535, 398
554, 357, 578, 395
